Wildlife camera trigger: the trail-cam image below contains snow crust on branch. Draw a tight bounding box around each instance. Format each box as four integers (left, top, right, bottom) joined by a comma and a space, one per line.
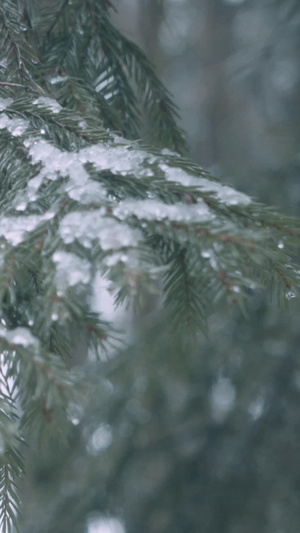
0, 114, 28, 136
0, 213, 55, 245
60, 211, 142, 250
25, 132, 251, 212
33, 97, 62, 114
0, 97, 13, 110
0, 326, 39, 349
114, 198, 215, 223
160, 164, 251, 206
0, 110, 292, 309
52, 251, 91, 292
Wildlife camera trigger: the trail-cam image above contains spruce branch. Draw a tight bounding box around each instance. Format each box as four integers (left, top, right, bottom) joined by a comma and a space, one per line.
0, 387, 23, 533
0, 2, 298, 531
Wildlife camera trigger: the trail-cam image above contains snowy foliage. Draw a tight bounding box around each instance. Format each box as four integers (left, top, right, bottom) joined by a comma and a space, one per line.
0, 0, 298, 531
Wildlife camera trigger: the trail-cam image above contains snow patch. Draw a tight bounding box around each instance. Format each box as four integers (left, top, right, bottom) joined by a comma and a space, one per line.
79, 144, 149, 175
0, 114, 28, 136
52, 251, 91, 292
27, 140, 107, 204
60, 211, 141, 250
160, 163, 251, 206
49, 74, 69, 85
0, 97, 13, 111
0, 326, 39, 349
114, 198, 214, 223
0, 213, 54, 246
33, 96, 62, 114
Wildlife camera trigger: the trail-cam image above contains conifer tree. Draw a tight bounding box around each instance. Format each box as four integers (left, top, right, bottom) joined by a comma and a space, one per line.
0, 1, 299, 531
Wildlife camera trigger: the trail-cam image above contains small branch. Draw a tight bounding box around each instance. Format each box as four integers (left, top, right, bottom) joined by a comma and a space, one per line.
171, 222, 256, 248
258, 217, 300, 238
275, 267, 292, 289
0, 82, 25, 87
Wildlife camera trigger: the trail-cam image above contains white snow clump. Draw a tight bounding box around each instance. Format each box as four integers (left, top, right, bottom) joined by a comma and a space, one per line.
0, 326, 40, 349
33, 96, 62, 114
52, 251, 91, 292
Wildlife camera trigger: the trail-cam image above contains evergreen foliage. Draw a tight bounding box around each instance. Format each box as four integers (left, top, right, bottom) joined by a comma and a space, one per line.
0, 1, 298, 531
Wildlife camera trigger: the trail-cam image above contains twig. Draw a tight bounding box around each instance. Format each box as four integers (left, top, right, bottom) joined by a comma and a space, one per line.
0, 81, 25, 87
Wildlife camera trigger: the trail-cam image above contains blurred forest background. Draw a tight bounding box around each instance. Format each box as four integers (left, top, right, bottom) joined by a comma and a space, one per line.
21, 1, 300, 532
